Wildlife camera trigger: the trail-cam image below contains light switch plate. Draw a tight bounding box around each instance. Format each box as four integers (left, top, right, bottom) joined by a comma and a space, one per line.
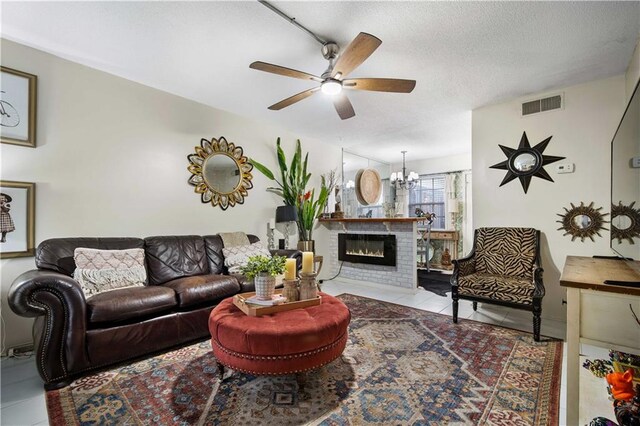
632, 157, 640, 168
556, 163, 575, 174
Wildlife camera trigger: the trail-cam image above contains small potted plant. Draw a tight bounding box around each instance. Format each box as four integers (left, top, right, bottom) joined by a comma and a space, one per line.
240, 255, 287, 300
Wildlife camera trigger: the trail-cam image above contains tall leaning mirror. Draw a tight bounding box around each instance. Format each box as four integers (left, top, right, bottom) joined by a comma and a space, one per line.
342, 150, 391, 218
187, 136, 253, 210
611, 79, 640, 259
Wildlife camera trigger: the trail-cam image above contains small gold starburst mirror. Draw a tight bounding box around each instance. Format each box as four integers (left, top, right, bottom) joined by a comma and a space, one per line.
187, 136, 253, 210
556, 202, 608, 242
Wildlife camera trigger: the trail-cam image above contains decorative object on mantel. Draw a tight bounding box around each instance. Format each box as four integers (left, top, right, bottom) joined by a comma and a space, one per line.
556, 202, 608, 242
239, 255, 286, 301
251, 139, 335, 253
187, 136, 253, 210
390, 151, 419, 190
611, 201, 640, 244
332, 185, 344, 219
490, 131, 565, 194
1, 66, 37, 147
355, 168, 382, 205
0, 180, 35, 258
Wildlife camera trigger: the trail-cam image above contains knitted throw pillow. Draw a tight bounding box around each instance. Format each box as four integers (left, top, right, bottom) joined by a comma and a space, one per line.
222, 241, 271, 274
73, 248, 147, 298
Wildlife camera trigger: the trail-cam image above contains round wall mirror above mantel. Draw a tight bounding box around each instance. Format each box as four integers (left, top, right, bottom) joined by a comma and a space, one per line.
187, 136, 253, 210
556, 201, 608, 242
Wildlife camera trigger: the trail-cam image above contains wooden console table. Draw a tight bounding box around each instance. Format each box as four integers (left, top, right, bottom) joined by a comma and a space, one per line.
560, 256, 640, 425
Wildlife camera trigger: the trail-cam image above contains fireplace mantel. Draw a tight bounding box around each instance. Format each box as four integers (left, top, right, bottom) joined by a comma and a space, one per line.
321, 219, 418, 289
319, 218, 425, 223
319, 217, 426, 232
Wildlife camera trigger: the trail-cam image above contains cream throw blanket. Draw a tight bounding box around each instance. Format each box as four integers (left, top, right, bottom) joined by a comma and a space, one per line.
219, 232, 250, 247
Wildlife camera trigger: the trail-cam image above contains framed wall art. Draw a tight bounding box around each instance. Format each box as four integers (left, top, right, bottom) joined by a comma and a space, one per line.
1, 66, 37, 147
0, 181, 35, 258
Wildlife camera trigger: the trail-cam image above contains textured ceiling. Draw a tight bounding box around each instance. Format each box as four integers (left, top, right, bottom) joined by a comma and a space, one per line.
1, 1, 638, 163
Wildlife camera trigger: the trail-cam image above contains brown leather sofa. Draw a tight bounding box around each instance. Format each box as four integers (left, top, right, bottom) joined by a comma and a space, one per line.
8, 234, 301, 389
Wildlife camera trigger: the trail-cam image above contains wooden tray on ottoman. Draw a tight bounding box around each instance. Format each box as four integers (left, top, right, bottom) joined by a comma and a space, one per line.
232, 290, 321, 316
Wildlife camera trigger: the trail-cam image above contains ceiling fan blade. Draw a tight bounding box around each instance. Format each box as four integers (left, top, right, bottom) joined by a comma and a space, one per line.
332, 33, 382, 79
343, 78, 416, 93
250, 61, 323, 83
333, 93, 356, 120
268, 87, 320, 111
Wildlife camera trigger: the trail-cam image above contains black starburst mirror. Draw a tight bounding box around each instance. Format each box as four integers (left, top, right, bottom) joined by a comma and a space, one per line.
490, 131, 565, 193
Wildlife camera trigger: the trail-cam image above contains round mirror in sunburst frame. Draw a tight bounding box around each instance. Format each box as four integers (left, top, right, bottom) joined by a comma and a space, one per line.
187, 136, 253, 210
556, 202, 608, 242
611, 201, 640, 245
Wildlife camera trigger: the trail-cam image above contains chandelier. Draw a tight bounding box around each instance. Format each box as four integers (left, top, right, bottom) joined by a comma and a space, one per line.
390, 151, 419, 189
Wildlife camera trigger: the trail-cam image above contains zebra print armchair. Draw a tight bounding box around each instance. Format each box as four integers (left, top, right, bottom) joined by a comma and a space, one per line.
451, 227, 544, 341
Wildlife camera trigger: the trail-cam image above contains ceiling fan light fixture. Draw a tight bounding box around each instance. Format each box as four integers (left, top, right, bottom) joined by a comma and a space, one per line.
321, 79, 342, 95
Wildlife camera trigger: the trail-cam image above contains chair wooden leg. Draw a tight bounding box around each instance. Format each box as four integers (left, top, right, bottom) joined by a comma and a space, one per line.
472, 301, 477, 311
533, 303, 542, 342
452, 299, 459, 323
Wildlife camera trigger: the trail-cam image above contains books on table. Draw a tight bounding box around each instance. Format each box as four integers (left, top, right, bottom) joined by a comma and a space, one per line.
245, 294, 287, 306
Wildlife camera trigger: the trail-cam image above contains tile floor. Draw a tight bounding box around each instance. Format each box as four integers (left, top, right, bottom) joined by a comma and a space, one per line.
0, 279, 606, 425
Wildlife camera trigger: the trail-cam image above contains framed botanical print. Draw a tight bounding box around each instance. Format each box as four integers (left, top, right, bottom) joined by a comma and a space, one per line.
0, 66, 37, 147
0, 181, 35, 258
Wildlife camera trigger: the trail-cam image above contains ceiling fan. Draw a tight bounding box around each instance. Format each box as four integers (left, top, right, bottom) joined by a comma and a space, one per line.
250, 32, 416, 120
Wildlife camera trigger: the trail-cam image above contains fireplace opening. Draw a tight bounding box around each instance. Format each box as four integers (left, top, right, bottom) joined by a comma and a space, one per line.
338, 234, 396, 266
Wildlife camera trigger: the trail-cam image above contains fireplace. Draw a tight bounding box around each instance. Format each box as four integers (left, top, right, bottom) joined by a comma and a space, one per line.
338, 233, 397, 266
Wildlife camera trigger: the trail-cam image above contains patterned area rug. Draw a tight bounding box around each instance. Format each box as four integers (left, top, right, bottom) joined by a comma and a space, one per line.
46, 294, 562, 425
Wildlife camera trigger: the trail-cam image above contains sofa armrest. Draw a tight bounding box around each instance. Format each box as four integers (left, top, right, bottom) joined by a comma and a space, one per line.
270, 249, 303, 270
8, 270, 89, 387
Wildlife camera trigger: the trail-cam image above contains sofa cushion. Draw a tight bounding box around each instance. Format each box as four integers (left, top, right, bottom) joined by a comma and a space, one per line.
144, 236, 209, 285
231, 273, 254, 293
203, 234, 260, 275
162, 274, 240, 308
36, 237, 145, 276
458, 273, 534, 305
87, 286, 177, 324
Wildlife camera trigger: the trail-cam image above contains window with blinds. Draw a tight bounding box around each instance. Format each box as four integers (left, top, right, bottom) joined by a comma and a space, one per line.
409, 175, 446, 229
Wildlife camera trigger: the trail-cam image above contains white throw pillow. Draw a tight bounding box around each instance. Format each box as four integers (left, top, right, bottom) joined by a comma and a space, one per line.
223, 241, 271, 274
73, 248, 147, 298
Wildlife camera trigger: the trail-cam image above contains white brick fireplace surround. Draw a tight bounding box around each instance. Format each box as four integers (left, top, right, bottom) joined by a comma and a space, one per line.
320, 218, 420, 290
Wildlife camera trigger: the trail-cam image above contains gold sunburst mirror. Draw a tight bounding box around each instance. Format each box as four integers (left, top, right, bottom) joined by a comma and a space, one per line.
611, 201, 640, 244
187, 136, 253, 210
556, 202, 609, 242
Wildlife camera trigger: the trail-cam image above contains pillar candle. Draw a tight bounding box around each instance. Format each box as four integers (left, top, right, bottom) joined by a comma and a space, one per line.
284, 258, 297, 280
269, 218, 276, 230
302, 251, 314, 274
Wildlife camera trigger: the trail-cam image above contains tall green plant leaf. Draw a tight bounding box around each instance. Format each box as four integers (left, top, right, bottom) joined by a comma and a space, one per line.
249, 158, 275, 181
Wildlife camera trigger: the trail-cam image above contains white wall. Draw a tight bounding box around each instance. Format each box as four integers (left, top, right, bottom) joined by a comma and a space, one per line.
0, 39, 342, 351
392, 152, 471, 176
625, 38, 640, 101
472, 75, 626, 321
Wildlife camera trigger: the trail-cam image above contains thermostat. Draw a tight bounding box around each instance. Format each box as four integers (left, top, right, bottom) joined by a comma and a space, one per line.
555, 163, 575, 174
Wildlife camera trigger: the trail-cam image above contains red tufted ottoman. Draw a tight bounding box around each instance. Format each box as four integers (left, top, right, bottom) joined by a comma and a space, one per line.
209, 292, 350, 386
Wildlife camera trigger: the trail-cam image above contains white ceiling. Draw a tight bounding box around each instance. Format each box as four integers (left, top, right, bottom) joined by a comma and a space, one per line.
1, 1, 638, 163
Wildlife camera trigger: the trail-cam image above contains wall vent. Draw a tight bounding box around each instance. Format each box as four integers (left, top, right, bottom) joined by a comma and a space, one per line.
522, 94, 563, 116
